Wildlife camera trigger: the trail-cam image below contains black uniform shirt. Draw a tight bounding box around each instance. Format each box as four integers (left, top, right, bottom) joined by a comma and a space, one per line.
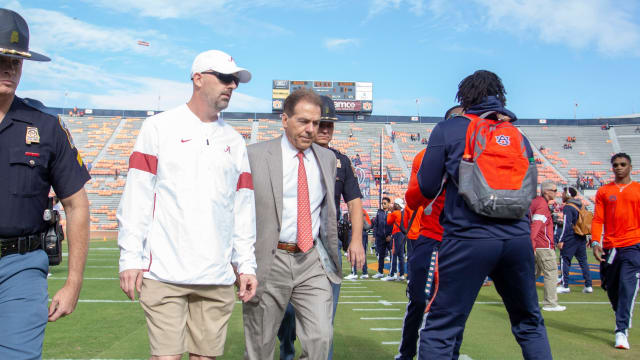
0, 97, 90, 237
330, 147, 362, 218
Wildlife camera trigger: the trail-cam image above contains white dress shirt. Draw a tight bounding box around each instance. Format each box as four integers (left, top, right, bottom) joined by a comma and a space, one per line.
279, 136, 326, 244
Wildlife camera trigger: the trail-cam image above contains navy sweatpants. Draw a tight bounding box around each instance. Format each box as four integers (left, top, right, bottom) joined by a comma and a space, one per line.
391, 232, 406, 277
395, 236, 439, 360
376, 236, 389, 274
560, 237, 592, 288
417, 237, 552, 360
600, 244, 640, 334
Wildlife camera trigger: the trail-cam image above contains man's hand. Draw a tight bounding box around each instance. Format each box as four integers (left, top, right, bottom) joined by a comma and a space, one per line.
237, 274, 257, 302
593, 244, 604, 262
386, 235, 391, 242
119, 269, 144, 301
347, 241, 365, 271
557, 242, 564, 250
48, 280, 82, 322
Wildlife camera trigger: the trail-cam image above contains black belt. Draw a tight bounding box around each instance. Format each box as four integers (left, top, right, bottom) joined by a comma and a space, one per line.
0, 234, 43, 258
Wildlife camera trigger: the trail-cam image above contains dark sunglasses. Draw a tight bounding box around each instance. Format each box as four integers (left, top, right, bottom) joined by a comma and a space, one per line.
612, 162, 628, 168
201, 71, 239, 86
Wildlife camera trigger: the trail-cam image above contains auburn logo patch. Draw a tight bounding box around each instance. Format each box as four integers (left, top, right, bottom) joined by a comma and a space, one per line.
495, 135, 510, 146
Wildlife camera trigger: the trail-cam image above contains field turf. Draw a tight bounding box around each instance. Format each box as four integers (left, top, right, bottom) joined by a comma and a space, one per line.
43, 239, 638, 359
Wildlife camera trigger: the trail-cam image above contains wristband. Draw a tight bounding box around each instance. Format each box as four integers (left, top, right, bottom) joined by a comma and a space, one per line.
591, 241, 601, 248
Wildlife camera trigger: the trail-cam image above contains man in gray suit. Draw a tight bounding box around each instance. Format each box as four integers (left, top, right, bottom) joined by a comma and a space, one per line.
243, 89, 341, 359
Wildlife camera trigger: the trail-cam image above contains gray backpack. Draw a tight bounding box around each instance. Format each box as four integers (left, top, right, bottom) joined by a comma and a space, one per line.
457, 113, 537, 219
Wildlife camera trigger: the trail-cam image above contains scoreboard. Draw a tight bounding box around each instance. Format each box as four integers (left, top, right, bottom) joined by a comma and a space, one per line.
272, 80, 373, 113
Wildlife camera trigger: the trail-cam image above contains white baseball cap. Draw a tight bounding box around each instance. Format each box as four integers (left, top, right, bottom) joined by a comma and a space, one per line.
190, 50, 252, 83
394, 198, 404, 208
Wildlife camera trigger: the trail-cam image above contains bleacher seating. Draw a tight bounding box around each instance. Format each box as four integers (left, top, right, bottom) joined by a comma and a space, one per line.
58, 112, 640, 232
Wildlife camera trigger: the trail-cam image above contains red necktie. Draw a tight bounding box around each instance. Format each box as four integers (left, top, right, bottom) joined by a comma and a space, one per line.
296, 152, 313, 252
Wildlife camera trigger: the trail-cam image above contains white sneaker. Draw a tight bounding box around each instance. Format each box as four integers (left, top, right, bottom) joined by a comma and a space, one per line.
360, 274, 369, 279
397, 275, 405, 281
583, 286, 593, 293
615, 332, 630, 350
542, 305, 567, 312
382, 275, 397, 281
344, 273, 358, 280
372, 273, 385, 279
47, 273, 52, 278
556, 286, 570, 294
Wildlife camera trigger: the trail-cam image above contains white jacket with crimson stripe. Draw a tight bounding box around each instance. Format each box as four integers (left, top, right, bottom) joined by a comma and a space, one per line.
117, 104, 257, 285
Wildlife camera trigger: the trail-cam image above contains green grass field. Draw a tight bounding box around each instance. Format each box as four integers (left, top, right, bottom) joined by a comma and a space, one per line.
43, 239, 639, 359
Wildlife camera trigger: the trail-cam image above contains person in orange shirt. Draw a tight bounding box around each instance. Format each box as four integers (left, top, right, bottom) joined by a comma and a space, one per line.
397, 139, 448, 360
591, 153, 640, 350
384, 199, 409, 281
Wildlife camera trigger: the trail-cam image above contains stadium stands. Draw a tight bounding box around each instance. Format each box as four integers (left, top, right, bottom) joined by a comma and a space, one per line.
57, 112, 640, 232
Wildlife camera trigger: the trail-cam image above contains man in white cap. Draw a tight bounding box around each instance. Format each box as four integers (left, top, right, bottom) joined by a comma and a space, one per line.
118, 50, 257, 359
384, 198, 409, 280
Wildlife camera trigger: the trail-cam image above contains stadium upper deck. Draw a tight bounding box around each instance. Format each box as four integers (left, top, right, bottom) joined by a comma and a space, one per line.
56, 110, 640, 232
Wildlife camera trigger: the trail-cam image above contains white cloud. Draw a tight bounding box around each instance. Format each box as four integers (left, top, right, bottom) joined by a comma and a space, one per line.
367, 0, 426, 19
324, 38, 360, 50
85, 0, 338, 19
476, 0, 640, 55
1, 1, 195, 62
17, 56, 270, 112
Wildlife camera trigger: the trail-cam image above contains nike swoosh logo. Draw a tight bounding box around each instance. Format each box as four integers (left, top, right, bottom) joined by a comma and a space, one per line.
181, 139, 192, 143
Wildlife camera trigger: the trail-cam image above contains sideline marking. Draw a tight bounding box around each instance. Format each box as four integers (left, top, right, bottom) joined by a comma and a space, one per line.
381, 341, 400, 345
353, 308, 400, 311
340, 295, 381, 298
341, 290, 374, 293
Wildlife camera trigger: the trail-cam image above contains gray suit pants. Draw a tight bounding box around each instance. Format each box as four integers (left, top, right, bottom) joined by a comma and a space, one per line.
243, 247, 333, 360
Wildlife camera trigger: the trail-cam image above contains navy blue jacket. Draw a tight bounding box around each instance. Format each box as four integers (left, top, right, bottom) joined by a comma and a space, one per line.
372, 208, 392, 239
556, 199, 586, 243
417, 96, 533, 240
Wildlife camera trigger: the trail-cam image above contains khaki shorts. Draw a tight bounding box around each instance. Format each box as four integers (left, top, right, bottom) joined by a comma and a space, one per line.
139, 278, 235, 356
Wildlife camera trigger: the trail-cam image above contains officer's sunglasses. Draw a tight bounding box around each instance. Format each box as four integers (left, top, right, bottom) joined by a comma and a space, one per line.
201, 71, 240, 86
612, 162, 628, 168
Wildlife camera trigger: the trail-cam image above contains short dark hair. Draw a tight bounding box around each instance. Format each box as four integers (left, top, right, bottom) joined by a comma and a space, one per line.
456, 70, 506, 110
382, 196, 391, 203
444, 105, 463, 120
283, 88, 322, 117
611, 152, 632, 165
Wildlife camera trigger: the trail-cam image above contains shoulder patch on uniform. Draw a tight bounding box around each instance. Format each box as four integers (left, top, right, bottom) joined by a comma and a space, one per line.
58, 117, 76, 150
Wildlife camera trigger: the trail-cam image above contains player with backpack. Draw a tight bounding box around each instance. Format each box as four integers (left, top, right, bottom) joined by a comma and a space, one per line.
556, 186, 593, 294
415, 70, 552, 359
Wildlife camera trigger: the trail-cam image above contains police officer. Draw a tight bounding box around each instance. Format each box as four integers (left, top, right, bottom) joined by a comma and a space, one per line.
0, 9, 91, 359
277, 95, 365, 360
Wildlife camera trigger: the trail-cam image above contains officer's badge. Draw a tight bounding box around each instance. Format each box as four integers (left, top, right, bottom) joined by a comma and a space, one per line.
10, 31, 19, 44
25, 127, 40, 144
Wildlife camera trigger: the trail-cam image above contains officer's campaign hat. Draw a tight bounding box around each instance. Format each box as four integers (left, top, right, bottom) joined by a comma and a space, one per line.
320, 95, 338, 122
0, 9, 50, 62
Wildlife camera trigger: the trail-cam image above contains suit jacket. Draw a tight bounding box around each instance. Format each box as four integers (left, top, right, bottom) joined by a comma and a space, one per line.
247, 136, 340, 302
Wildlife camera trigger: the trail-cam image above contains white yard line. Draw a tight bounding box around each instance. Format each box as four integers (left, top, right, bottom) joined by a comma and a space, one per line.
340, 290, 374, 293
360, 317, 404, 320
381, 341, 400, 345
48, 277, 118, 280
340, 295, 381, 298
352, 308, 400, 311
86, 266, 118, 268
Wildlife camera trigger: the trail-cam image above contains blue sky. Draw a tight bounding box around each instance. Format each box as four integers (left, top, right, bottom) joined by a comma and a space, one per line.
6, 0, 640, 119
